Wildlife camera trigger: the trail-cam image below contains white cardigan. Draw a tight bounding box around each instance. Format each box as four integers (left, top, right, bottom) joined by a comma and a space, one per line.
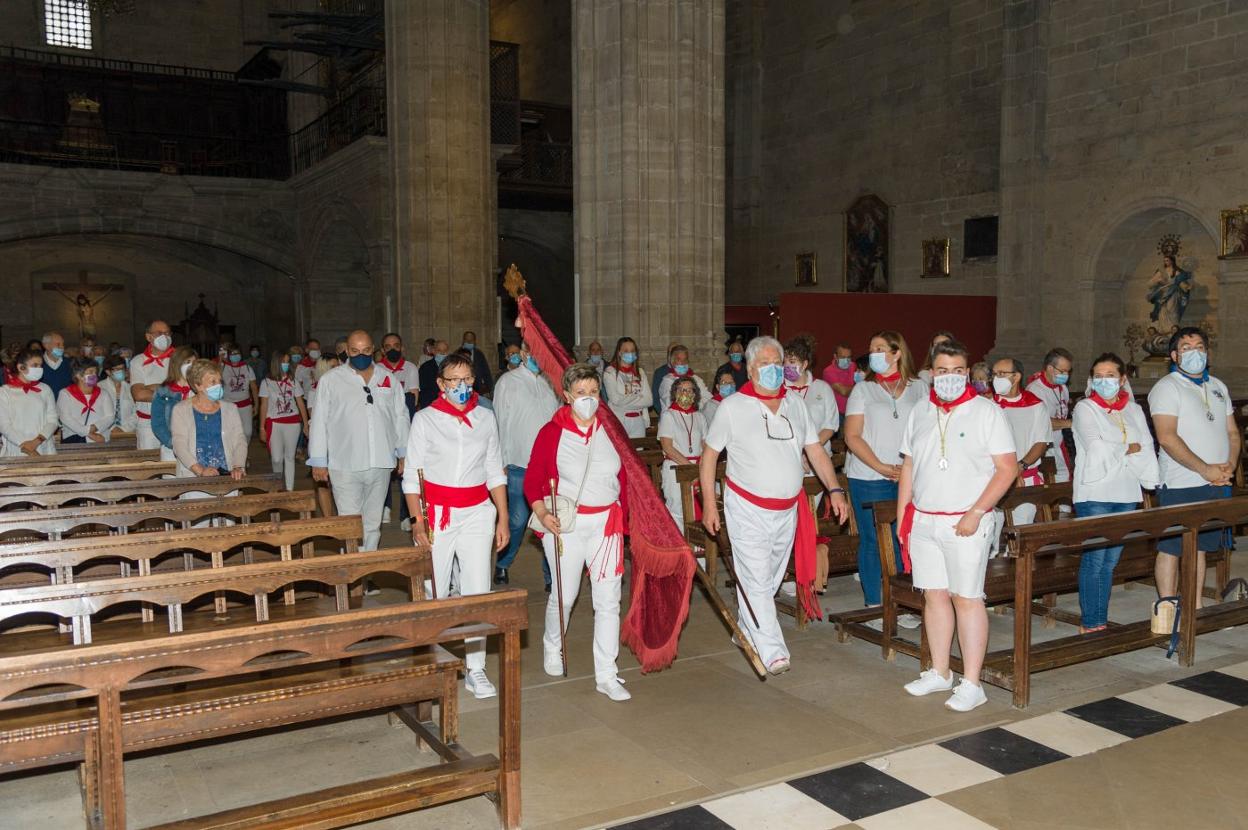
1071, 397, 1159, 504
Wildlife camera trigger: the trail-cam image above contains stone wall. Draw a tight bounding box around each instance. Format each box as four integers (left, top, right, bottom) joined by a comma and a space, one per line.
490, 0, 574, 105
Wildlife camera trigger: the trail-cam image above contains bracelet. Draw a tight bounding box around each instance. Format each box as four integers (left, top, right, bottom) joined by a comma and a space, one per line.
827, 488, 845, 495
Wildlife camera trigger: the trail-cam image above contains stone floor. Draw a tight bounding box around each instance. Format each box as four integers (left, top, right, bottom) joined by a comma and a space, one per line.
1, 486, 1245, 829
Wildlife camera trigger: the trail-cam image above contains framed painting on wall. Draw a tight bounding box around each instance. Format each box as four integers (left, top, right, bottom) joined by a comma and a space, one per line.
1219, 206, 1248, 258
921, 238, 950, 278
844, 194, 889, 293
795, 251, 817, 286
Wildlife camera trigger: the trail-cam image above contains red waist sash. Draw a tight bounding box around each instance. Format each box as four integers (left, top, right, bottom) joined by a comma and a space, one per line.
898, 504, 969, 573
424, 481, 489, 531
725, 477, 821, 620
263, 414, 301, 447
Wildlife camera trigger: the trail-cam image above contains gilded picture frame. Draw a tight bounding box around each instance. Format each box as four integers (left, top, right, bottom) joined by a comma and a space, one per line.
1219, 206, 1248, 258
921, 238, 950, 278
795, 251, 817, 286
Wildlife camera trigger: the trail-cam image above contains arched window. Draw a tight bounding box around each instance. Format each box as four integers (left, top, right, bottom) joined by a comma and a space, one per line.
44, 0, 93, 50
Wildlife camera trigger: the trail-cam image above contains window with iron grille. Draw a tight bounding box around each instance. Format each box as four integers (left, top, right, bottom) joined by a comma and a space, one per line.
44, 0, 93, 50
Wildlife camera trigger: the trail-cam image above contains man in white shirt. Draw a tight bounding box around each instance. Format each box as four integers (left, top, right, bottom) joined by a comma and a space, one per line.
307, 330, 409, 552
898, 340, 1017, 712
379, 332, 421, 530
129, 319, 175, 450
491, 342, 559, 587
403, 352, 508, 700
1025, 348, 1074, 483
1147, 326, 1239, 602
991, 357, 1051, 527
701, 337, 849, 675
657, 345, 711, 412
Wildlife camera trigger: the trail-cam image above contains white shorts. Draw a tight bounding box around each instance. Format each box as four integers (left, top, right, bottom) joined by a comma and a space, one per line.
909, 510, 993, 599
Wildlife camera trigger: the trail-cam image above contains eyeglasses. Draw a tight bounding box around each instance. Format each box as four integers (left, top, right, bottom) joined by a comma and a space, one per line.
763, 412, 795, 441
361, 385, 373, 405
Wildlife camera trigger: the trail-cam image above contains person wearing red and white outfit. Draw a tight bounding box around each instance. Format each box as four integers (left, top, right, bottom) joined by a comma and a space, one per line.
898, 340, 1017, 712
603, 337, 652, 438
57, 359, 114, 444
403, 352, 508, 700
658, 376, 708, 527
700, 337, 849, 676
259, 352, 308, 490
703, 369, 736, 425
783, 334, 840, 450
1025, 347, 1074, 483
657, 344, 711, 413
990, 357, 1051, 529
220, 342, 258, 444
129, 319, 174, 450
379, 333, 421, 409
293, 338, 321, 400
0, 349, 57, 457
525, 363, 633, 701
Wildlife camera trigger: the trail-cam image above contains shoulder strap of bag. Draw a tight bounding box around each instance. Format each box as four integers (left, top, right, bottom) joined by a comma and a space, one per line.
570, 424, 595, 508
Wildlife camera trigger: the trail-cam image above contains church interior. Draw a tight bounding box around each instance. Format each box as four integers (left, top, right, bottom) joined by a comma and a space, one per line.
1, 1, 1247, 828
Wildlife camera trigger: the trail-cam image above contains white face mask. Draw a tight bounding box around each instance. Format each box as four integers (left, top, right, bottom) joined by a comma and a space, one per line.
152, 334, 171, 351
22, 366, 43, 383
991, 376, 1014, 396
571, 395, 599, 420
933, 373, 968, 402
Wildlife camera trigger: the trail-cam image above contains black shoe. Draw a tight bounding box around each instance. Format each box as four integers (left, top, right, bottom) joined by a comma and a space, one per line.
494, 567, 509, 585
544, 582, 552, 594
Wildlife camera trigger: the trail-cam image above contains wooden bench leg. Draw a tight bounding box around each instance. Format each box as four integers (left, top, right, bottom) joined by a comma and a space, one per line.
442, 667, 459, 745
96, 687, 127, 830
1041, 591, 1057, 629
80, 741, 101, 830
497, 628, 521, 830
414, 700, 434, 753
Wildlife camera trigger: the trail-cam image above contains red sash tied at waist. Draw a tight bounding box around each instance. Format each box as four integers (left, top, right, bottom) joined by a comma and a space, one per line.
423, 481, 489, 531
136, 410, 151, 420
578, 501, 626, 578
263, 414, 301, 447
234, 399, 252, 408
898, 504, 969, 573
624, 411, 642, 418
725, 477, 821, 620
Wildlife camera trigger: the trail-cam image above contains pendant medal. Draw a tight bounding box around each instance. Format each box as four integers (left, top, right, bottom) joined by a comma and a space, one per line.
938, 457, 949, 471
1207, 411, 1215, 422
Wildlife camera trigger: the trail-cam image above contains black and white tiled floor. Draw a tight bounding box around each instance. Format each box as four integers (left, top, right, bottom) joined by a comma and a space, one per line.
607, 660, 1248, 830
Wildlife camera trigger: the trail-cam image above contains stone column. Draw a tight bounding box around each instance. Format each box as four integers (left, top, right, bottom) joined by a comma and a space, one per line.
573, 0, 726, 373
386, 0, 494, 348
1217, 258, 1248, 392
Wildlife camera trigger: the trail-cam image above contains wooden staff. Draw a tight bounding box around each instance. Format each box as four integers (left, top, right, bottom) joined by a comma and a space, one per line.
416, 468, 437, 600
551, 477, 568, 677
716, 526, 760, 629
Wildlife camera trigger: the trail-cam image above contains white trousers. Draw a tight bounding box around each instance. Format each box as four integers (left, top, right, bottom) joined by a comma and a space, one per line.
136, 419, 158, 450
429, 501, 496, 671
661, 462, 685, 527
330, 467, 392, 551
621, 414, 647, 439
268, 422, 301, 491
723, 488, 797, 666
541, 511, 622, 682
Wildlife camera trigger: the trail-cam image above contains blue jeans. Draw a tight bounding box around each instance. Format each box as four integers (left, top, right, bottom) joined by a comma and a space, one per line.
849, 477, 903, 605
1075, 500, 1135, 628
497, 465, 551, 584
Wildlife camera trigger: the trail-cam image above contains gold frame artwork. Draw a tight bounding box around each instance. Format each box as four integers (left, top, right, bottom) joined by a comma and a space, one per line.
795, 251, 817, 286
1219, 206, 1248, 258
921, 238, 950, 278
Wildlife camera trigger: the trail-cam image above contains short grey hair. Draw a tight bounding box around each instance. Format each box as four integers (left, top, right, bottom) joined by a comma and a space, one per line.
561, 362, 602, 393
41, 332, 62, 347
745, 336, 784, 368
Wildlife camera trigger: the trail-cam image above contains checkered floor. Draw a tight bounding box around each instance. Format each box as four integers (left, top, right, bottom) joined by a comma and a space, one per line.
606, 661, 1248, 830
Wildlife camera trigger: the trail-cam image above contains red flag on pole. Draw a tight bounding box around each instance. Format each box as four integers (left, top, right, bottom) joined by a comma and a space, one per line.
507, 266, 694, 671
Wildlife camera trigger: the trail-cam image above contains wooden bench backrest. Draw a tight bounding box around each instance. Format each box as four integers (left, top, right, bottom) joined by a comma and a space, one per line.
630, 436, 661, 452
0, 449, 161, 468
0, 461, 176, 488
0, 474, 283, 511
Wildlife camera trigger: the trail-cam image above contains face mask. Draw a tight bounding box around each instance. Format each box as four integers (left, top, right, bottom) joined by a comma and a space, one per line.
933, 373, 968, 402
507, 353, 522, 367
853, 371, 866, 383
589, 354, 604, 366
181, 360, 194, 377
1091, 377, 1120, 399
525, 355, 540, 374
229, 353, 242, 363
673, 363, 689, 375
462, 342, 474, 352
152, 334, 171, 351
729, 353, 743, 364
49, 348, 64, 360
1179, 349, 1207, 375
94, 355, 105, 366
718, 383, 735, 397
783, 364, 802, 382
280, 362, 290, 373
757, 363, 784, 390
572, 395, 599, 420
291, 350, 302, 359
250, 349, 260, 358
434, 354, 447, 366
992, 376, 1014, 396
111, 370, 126, 383
309, 350, 322, 360
84, 374, 98, 387
1053, 372, 1070, 386
22, 367, 43, 383
348, 353, 373, 372
444, 381, 472, 405
204, 384, 225, 402
336, 350, 347, 363
868, 352, 891, 374
836, 357, 852, 370
675, 391, 695, 409
385, 349, 402, 363
620, 352, 637, 365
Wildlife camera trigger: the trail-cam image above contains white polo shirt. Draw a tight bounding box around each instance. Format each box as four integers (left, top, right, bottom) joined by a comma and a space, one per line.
1071, 397, 1159, 503
658, 407, 708, 461
400, 403, 506, 494
843, 378, 928, 480
786, 375, 841, 449
901, 395, 1016, 513
704, 390, 819, 500
492, 366, 559, 468
129, 348, 174, 417
994, 395, 1051, 472
1147, 370, 1233, 489
1025, 375, 1072, 477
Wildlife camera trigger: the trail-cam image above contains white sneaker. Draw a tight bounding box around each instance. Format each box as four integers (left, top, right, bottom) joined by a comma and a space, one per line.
383, 507, 392, 523
363, 580, 381, 596
945, 679, 988, 712
864, 618, 884, 632
767, 656, 791, 675
465, 669, 497, 700
596, 677, 631, 702
400, 518, 411, 532
904, 668, 954, 697
898, 613, 922, 630
778, 581, 797, 597
543, 656, 564, 677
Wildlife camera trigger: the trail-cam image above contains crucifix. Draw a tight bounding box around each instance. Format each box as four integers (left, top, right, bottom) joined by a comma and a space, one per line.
41, 270, 126, 340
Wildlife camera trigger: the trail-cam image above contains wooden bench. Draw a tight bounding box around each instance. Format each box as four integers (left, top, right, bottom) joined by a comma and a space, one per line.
0, 460, 176, 488
0, 547, 526, 829
637, 448, 666, 491
56, 432, 137, 451
0, 474, 283, 511
0, 449, 161, 468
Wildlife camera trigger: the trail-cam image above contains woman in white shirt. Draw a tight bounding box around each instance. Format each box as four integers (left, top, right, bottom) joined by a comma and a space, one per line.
102, 355, 137, 436
602, 337, 652, 438
703, 368, 736, 425
0, 349, 58, 457
258, 351, 308, 490
783, 334, 840, 450
57, 359, 114, 444
916, 330, 955, 385
843, 330, 928, 612
1072, 352, 1158, 633
657, 376, 708, 526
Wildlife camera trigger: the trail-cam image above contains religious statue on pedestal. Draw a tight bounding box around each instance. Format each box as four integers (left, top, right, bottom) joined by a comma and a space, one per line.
1146, 235, 1192, 325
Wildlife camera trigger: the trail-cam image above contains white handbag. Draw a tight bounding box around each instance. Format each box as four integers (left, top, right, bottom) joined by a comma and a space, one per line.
528, 429, 595, 534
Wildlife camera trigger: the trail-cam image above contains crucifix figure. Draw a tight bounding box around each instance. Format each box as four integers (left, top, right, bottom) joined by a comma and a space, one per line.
42, 271, 125, 340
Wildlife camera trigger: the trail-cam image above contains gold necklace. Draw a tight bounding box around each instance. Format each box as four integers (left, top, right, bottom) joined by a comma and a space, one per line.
936, 408, 953, 470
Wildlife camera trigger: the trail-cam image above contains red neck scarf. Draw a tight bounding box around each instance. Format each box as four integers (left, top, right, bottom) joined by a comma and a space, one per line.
874, 370, 901, 383
429, 391, 480, 427
737, 381, 785, 400
553, 404, 597, 443
612, 361, 637, 375
993, 390, 1044, 409
711, 392, 725, 402
66, 384, 100, 414
299, 356, 316, 368
669, 401, 698, 414
6, 375, 40, 394
930, 385, 979, 412
380, 356, 406, 373
169, 383, 191, 399
142, 345, 174, 366
1089, 391, 1129, 412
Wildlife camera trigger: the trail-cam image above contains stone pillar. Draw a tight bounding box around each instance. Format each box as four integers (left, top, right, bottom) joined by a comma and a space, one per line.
386, 0, 494, 349
992, 0, 1051, 368
1217, 258, 1248, 392
573, 0, 726, 373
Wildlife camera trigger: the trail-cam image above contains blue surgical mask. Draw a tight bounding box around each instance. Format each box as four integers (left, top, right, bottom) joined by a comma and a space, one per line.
462, 342, 474, 352
1179, 349, 1207, 375
729, 352, 743, 364
853, 371, 866, 383
94, 355, 105, 366
445, 381, 472, 405
434, 354, 447, 366
525, 355, 540, 374
250, 349, 260, 358
1091, 377, 1121, 400
620, 352, 637, 365
589, 354, 604, 366
836, 357, 852, 370
718, 383, 736, 397
280, 362, 290, 373
673, 363, 689, 375
348, 353, 373, 371
205, 384, 225, 402
1053, 372, 1070, 386
868, 352, 891, 374
507, 353, 522, 367
757, 363, 784, 390
50, 348, 64, 359
111, 370, 126, 383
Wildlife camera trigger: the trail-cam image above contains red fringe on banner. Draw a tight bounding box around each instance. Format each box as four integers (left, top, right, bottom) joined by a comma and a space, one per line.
517, 295, 694, 671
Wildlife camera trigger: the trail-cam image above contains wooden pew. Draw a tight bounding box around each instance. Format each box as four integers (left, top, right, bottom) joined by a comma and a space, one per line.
0, 473, 283, 511
0, 460, 175, 488
636, 448, 666, 491
629, 435, 660, 453
0, 549, 528, 829
676, 461, 724, 582
0, 448, 160, 468
56, 432, 137, 451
